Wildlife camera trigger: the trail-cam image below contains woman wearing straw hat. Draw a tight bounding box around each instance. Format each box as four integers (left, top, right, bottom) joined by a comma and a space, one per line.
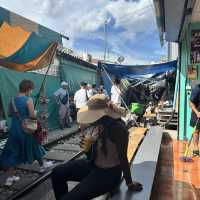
51, 94, 143, 200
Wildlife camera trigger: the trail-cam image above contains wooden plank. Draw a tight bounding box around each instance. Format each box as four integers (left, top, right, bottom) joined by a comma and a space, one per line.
129, 127, 147, 136
143, 113, 157, 118
112, 126, 163, 200
127, 127, 147, 162
44, 151, 76, 161
53, 144, 81, 152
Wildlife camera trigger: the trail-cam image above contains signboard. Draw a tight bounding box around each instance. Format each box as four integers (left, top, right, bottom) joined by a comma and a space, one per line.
187, 65, 198, 80
191, 30, 200, 64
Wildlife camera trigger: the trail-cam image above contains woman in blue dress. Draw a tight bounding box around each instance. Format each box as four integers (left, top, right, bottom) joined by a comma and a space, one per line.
0, 80, 52, 186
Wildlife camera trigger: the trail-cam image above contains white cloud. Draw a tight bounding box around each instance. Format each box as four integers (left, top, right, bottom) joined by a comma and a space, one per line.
154, 43, 168, 55
1, 0, 154, 40
106, 0, 155, 32
0, 0, 160, 64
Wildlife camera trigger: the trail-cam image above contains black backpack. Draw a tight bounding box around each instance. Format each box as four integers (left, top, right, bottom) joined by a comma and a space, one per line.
60, 92, 69, 105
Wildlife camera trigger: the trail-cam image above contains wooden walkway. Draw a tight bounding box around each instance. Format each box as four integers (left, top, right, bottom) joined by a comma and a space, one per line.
151, 136, 200, 199
127, 127, 147, 162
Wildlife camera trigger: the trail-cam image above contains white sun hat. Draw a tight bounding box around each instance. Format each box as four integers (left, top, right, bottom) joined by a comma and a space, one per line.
61, 81, 68, 86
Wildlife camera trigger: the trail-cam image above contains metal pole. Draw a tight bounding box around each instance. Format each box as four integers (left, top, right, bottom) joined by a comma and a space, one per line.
104, 20, 107, 61
34, 43, 58, 108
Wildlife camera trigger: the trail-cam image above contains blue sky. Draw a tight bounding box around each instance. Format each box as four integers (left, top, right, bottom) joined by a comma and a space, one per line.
0, 0, 167, 64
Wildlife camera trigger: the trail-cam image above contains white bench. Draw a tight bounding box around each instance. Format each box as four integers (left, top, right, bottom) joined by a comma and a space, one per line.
111, 126, 163, 200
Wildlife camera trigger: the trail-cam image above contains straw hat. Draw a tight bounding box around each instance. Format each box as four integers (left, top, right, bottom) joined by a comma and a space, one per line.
77, 94, 126, 124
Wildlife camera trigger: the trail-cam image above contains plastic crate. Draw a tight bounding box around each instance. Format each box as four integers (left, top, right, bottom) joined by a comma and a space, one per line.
131, 103, 144, 114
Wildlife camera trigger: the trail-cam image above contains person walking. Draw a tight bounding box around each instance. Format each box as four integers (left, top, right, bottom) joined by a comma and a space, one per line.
74, 82, 88, 111
92, 84, 97, 96
74, 82, 88, 132
111, 78, 122, 106
51, 94, 143, 200
0, 80, 52, 186
54, 81, 71, 129
87, 84, 93, 98
98, 84, 109, 97
190, 83, 200, 156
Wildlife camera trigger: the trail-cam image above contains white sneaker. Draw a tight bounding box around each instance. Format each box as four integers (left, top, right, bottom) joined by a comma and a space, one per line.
39, 161, 54, 173
5, 177, 14, 186
43, 161, 54, 168
12, 176, 20, 182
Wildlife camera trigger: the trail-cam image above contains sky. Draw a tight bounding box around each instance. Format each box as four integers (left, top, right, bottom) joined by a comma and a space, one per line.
0, 0, 167, 65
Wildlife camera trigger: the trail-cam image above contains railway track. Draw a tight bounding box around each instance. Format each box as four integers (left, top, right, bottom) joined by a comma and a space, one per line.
0, 128, 84, 200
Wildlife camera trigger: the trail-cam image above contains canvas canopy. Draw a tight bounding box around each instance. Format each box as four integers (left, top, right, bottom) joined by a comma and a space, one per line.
98, 60, 177, 79
98, 60, 177, 96
0, 22, 58, 72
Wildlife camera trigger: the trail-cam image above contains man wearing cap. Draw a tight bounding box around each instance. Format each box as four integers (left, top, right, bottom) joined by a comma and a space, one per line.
54, 81, 71, 129
98, 84, 109, 97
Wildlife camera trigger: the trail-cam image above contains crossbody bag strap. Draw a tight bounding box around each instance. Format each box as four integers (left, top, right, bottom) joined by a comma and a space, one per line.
85, 89, 89, 101
11, 97, 22, 121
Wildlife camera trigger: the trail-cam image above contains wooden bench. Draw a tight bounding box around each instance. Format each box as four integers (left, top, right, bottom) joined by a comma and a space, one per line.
111, 126, 163, 200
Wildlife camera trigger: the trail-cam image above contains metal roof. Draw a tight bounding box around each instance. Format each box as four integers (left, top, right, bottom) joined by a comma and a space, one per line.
153, 0, 187, 43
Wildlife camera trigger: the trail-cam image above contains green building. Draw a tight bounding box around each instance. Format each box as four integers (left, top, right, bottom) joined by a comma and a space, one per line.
153, 0, 200, 140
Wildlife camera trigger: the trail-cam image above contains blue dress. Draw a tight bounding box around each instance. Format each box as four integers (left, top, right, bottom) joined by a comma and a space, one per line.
0, 96, 46, 167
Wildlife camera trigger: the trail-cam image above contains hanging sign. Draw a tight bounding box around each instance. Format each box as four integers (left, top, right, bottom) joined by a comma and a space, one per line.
187, 65, 198, 80
191, 30, 200, 64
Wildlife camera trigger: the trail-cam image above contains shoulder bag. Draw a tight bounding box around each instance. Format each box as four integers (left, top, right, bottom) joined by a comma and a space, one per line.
12, 98, 38, 134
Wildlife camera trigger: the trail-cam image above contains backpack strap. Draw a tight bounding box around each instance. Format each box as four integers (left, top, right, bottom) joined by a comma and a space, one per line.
85, 89, 89, 101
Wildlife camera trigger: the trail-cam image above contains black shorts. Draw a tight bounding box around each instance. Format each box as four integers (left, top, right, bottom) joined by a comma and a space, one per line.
190, 112, 200, 130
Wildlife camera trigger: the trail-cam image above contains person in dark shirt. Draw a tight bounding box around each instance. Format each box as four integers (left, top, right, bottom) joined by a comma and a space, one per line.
51, 94, 143, 200
190, 84, 200, 156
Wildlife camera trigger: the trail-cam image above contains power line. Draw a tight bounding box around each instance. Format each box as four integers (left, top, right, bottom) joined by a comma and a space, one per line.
117, 5, 153, 23
148, 0, 155, 11
104, 20, 108, 61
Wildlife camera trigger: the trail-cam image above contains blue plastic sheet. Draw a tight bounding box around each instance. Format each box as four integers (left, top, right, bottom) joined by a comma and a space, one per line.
98, 60, 177, 96
98, 60, 177, 79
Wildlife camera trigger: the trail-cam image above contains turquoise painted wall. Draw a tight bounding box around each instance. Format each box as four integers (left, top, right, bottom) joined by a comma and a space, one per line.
179, 22, 200, 140
179, 34, 187, 140
59, 58, 97, 95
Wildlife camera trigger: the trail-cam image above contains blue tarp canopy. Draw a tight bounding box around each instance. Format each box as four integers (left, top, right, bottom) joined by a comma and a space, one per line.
98, 60, 177, 79
98, 60, 177, 96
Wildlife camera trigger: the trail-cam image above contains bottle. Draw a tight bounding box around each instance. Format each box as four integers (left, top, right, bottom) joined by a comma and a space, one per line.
81, 134, 95, 152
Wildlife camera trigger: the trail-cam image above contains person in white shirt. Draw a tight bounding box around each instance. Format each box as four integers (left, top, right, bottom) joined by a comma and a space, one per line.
74, 82, 88, 110
74, 82, 88, 132
111, 78, 122, 106
98, 85, 109, 98
92, 84, 97, 95
54, 81, 71, 129
87, 84, 93, 98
